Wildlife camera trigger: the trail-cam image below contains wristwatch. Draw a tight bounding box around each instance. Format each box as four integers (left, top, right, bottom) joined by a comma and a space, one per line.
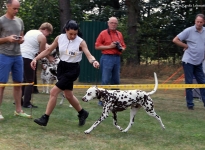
91, 60, 97, 64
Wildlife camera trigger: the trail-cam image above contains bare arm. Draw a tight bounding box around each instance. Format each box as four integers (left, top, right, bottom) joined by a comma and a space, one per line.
37, 34, 47, 53
18, 31, 24, 44
30, 36, 59, 70
173, 36, 188, 50
80, 40, 100, 68
0, 33, 24, 44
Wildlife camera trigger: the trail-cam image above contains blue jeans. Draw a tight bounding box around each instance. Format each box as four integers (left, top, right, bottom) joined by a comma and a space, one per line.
183, 62, 205, 108
100, 54, 120, 85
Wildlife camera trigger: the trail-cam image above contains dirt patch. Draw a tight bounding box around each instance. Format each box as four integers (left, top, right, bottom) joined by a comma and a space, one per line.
121, 64, 183, 80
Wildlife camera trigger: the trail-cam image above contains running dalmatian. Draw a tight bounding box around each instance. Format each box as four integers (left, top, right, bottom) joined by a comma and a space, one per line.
82, 73, 165, 134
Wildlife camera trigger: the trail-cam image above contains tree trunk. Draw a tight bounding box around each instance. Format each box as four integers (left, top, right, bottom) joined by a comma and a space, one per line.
58, 0, 72, 31
126, 0, 139, 65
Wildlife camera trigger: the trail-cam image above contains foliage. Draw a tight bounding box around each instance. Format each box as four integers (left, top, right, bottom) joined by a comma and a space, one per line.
0, 0, 6, 16
134, 0, 204, 64
17, 0, 60, 43
1, 0, 204, 64
73, 0, 126, 22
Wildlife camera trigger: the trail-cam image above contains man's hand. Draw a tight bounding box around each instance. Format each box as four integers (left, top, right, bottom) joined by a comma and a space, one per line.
30, 59, 37, 70
8, 35, 24, 44
110, 42, 117, 49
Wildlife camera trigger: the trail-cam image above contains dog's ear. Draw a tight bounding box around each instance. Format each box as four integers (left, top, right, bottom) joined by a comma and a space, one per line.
96, 89, 102, 99
96, 89, 108, 99
96, 91, 101, 99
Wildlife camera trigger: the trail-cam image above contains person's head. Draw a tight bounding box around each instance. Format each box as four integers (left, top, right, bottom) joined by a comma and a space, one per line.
39, 22, 53, 37
6, 0, 20, 18
195, 14, 205, 31
62, 20, 82, 40
107, 17, 118, 31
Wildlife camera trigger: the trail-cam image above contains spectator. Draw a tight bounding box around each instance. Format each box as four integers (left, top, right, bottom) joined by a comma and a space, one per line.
95, 16, 126, 106
21, 22, 53, 108
173, 13, 205, 110
0, 0, 31, 119
30, 20, 100, 126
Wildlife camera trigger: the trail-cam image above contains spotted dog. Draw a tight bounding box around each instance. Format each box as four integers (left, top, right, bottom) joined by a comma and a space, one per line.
40, 49, 60, 93
82, 73, 165, 134
40, 57, 59, 93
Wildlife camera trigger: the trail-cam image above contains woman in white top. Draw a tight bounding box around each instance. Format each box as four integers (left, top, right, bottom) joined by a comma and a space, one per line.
30, 20, 100, 126
21, 22, 53, 108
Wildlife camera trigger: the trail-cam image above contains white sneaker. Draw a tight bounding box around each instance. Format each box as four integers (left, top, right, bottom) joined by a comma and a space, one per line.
0, 112, 4, 120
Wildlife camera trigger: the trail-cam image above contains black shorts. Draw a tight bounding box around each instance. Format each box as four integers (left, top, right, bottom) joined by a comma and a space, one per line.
55, 60, 80, 90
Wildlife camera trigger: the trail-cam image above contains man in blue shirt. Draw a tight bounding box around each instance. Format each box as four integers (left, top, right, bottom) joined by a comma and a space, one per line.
173, 14, 205, 110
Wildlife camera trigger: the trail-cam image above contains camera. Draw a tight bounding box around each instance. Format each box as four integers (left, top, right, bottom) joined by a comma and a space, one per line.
115, 41, 123, 52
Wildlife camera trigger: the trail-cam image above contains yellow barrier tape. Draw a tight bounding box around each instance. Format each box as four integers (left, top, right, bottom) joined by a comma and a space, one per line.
1, 83, 205, 89
0, 82, 34, 86
35, 84, 205, 89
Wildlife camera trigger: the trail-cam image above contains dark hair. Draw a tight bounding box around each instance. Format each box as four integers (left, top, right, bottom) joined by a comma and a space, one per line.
62, 20, 82, 38
63, 20, 78, 31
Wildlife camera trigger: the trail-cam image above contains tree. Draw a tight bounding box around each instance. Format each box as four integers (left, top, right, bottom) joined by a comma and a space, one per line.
0, 0, 6, 16
58, 0, 72, 31
125, 0, 139, 65
18, 0, 60, 43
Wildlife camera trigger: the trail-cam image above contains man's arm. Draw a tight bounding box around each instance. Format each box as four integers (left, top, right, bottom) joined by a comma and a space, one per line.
173, 36, 188, 50
0, 35, 20, 44
18, 31, 24, 44
95, 44, 116, 50
37, 34, 47, 53
95, 32, 116, 50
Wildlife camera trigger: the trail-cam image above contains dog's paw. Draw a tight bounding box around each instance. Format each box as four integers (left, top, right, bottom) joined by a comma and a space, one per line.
84, 130, 91, 134
84, 128, 93, 134
59, 99, 64, 105
122, 130, 128, 133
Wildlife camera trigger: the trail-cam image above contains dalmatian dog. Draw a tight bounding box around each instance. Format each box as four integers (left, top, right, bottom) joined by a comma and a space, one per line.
40, 57, 59, 93
82, 72, 165, 134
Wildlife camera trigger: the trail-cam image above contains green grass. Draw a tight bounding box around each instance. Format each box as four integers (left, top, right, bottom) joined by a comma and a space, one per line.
0, 87, 205, 150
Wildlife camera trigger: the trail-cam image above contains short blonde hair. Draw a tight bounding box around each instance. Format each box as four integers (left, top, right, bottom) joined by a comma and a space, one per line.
39, 22, 53, 34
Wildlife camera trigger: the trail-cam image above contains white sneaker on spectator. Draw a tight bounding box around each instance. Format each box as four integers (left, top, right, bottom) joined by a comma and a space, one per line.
0, 112, 4, 120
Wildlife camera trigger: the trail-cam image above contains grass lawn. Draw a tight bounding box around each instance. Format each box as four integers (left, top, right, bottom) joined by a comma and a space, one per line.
0, 77, 205, 150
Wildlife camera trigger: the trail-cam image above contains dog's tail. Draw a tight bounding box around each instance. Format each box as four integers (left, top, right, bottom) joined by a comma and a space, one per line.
147, 72, 158, 95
